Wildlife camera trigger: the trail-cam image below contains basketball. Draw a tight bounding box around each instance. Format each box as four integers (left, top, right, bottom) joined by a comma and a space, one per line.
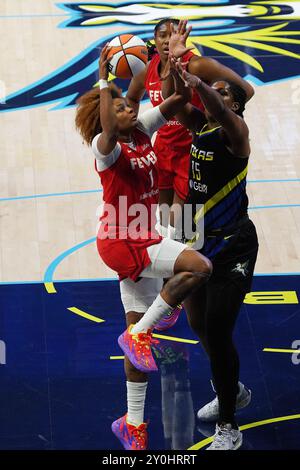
107, 34, 148, 79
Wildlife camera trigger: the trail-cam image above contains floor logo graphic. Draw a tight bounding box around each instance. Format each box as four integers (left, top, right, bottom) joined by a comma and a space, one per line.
1, 0, 300, 112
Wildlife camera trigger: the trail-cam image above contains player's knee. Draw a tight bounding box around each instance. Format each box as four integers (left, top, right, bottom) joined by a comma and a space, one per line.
180, 270, 210, 290
175, 249, 212, 277
191, 252, 213, 277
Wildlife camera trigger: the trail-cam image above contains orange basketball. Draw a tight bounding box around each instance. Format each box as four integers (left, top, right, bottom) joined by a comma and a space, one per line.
107, 34, 148, 79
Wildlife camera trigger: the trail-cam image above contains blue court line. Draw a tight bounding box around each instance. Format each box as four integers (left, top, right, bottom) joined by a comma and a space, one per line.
2, 191, 299, 210
43, 237, 96, 284
254, 273, 300, 277
43, 231, 300, 288
0, 189, 102, 202
248, 204, 300, 210
0, 14, 67, 18
0, 179, 299, 202
0, 278, 116, 286
248, 179, 300, 183
1, 272, 300, 286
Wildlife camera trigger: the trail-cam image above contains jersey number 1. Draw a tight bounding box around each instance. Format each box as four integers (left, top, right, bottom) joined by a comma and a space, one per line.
149, 169, 154, 188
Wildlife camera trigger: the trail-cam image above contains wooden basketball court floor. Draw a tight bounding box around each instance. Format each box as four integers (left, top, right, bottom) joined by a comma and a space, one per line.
0, 0, 300, 450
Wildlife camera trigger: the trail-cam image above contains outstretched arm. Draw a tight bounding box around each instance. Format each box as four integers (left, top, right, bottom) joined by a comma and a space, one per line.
158, 65, 192, 121
188, 56, 254, 102
161, 59, 205, 131
180, 66, 250, 157
96, 44, 119, 156
161, 20, 206, 131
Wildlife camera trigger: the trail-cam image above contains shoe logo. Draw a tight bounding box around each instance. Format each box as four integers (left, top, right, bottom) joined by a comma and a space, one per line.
149, 81, 158, 86
231, 260, 249, 277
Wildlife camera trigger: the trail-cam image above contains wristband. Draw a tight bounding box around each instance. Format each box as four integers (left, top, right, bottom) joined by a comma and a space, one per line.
99, 79, 108, 90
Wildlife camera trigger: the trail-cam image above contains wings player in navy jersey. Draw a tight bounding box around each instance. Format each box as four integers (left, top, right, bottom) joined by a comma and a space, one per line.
75, 40, 212, 450
162, 41, 258, 449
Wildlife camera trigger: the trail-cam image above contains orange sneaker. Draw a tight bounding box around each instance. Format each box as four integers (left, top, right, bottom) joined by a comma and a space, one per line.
118, 325, 159, 372
112, 414, 148, 450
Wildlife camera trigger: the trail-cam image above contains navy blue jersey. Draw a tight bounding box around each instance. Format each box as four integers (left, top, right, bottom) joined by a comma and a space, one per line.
186, 124, 249, 259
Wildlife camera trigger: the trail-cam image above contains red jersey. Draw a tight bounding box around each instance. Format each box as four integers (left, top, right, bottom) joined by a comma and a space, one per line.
95, 129, 161, 240
145, 51, 204, 149
92, 110, 167, 281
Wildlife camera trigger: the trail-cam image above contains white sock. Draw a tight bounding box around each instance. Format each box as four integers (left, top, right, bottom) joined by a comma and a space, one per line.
131, 294, 172, 334
126, 381, 148, 426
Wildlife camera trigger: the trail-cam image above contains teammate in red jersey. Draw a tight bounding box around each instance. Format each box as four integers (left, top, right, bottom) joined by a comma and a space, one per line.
127, 18, 254, 229
75, 38, 212, 450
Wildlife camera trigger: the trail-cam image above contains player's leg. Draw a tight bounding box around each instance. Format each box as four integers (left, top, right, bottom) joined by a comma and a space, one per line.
184, 284, 210, 354
204, 278, 244, 426
185, 276, 243, 450
131, 241, 212, 334
118, 240, 212, 374
204, 225, 258, 437
185, 283, 250, 425
112, 278, 162, 450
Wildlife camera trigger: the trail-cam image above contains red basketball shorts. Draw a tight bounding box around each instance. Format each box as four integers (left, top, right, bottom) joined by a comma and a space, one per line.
153, 139, 191, 201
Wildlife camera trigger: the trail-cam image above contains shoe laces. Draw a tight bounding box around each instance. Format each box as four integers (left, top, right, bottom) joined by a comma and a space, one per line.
131, 331, 159, 356
132, 424, 147, 447
217, 424, 232, 435
210, 426, 232, 448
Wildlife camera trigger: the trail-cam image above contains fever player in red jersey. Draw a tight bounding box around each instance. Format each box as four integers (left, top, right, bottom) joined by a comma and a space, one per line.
75, 39, 212, 450
127, 18, 254, 226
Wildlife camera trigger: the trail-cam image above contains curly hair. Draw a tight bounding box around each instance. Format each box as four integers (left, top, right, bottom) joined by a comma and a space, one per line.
75, 83, 122, 146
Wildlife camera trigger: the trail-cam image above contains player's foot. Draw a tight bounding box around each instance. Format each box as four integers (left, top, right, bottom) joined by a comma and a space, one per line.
206, 423, 242, 450
197, 381, 251, 422
112, 414, 148, 450
118, 325, 159, 372
154, 304, 182, 331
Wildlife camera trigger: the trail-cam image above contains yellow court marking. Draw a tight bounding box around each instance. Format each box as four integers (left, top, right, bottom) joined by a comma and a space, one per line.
67, 307, 105, 323
152, 333, 199, 344
44, 282, 57, 294
263, 348, 300, 354
110, 356, 125, 360
188, 414, 300, 450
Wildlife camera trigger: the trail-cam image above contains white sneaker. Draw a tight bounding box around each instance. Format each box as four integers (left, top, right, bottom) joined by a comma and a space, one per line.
197, 381, 251, 422
206, 423, 243, 450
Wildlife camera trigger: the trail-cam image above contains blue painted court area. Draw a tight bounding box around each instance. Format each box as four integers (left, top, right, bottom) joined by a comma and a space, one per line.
0, 275, 299, 450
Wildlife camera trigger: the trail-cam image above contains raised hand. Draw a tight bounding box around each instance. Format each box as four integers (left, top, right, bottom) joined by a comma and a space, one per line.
99, 43, 111, 80
168, 19, 193, 59
174, 58, 201, 88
